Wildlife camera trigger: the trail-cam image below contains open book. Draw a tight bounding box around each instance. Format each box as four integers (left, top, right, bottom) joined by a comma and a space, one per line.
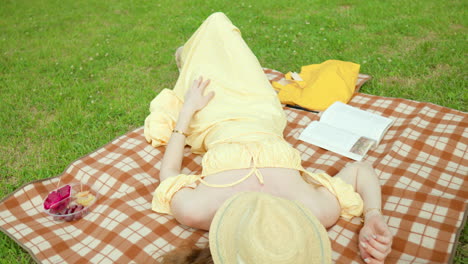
299, 101, 394, 161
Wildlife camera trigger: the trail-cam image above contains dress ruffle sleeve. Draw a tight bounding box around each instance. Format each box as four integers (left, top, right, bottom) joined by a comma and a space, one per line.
152, 174, 200, 215
302, 171, 364, 219
144, 89, 183, 147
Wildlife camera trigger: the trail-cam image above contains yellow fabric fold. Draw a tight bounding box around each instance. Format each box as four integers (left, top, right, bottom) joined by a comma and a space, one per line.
272, 60, 360, 111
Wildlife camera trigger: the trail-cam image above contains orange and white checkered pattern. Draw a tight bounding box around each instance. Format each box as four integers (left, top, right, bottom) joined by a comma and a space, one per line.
0, 69, 466, 263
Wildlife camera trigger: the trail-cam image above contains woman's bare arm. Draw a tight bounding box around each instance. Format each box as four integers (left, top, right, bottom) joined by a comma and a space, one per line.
159, 77, 213, 182
335, 162, 382, 216
335, 162, 393, 264
159, 107, 194, 182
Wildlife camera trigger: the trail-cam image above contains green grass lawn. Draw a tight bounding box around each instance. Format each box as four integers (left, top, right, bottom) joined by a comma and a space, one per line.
1, 0, 466, 263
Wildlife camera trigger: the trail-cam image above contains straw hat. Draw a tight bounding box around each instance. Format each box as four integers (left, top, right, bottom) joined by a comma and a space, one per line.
209, 192, 331, 264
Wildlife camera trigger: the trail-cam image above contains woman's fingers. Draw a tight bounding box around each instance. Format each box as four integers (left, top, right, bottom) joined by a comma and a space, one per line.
186, 76, 213, 110
375, 232, 393, 245
193, 76, 202, 88
359, 217, 392, 263
360, 239, 384, 264
375, 219, 393, 239
360, 231, 390, 261
192, 76, 211, 91
359, 243, 371, 262
206, 91, 215, 101
365, 237, 391, 255
201, 91, 215, 107
361, 240, 388, 261
364, 258, 384, 264
200, 78, 211, 91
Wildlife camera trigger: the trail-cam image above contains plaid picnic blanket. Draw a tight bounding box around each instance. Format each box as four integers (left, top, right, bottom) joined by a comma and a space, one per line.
0, 70, 466, 263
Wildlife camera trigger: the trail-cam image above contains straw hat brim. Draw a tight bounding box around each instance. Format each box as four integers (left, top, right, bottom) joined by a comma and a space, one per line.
209, 192, 331, 264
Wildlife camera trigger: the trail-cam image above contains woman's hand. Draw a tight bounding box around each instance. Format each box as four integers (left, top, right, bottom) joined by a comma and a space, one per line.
358, 212, 393, 263
183, 76, 215, 114
160, 76, 214, 181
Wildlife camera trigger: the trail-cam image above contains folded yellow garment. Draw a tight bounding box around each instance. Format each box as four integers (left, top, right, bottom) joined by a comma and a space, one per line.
272, 60, 360, 111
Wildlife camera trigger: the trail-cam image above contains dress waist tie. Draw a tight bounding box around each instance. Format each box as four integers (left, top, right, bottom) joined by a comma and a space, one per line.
198, 148, 264, 187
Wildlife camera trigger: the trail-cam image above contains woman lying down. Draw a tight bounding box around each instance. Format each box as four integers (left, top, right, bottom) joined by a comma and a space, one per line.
144, 12, 393, 264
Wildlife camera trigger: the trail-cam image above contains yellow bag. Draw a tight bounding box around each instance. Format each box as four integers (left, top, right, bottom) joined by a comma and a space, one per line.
272, 60, 360, 111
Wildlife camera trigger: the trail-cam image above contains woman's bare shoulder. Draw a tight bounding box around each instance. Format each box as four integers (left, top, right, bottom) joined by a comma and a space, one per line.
259, 168, 342, 228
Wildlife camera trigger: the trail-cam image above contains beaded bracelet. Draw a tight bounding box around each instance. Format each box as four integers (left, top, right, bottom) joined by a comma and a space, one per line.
172, 129, 188, 137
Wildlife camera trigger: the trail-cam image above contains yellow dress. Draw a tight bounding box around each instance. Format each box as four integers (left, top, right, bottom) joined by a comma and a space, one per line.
144, 12, 363, 219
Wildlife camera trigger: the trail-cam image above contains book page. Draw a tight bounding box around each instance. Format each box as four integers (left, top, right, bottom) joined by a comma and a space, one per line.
320, 102, 394, 143
299, 122, 367, 161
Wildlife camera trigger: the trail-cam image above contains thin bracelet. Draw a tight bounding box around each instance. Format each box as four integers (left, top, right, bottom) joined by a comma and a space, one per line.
172, 129, 188, 137
360, 208, 382, 223
363, 208, 382, 220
